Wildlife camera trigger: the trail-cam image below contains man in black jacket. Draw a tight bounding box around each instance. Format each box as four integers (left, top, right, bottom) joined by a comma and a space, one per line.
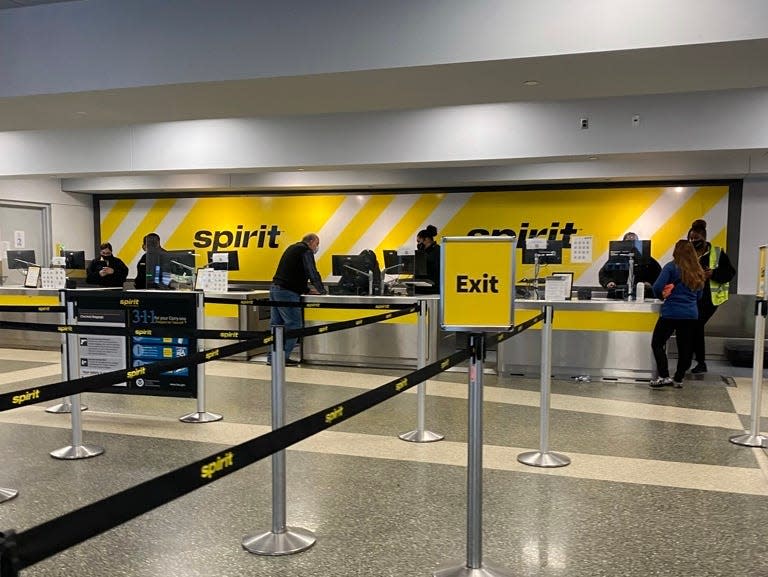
268, 233, 326, 365
86, 242, 129, 287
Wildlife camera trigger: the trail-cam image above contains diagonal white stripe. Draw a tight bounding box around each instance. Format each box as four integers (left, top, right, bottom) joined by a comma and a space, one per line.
656, 194, 728, 267
576, 187, 696, 285
406, 192, 475, 244
314, 195, 371, 259
348, 194, 421, 254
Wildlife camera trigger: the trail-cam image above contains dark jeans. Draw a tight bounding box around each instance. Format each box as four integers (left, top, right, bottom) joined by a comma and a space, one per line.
651, 317, 697, 380
269, 285, 302, 359
693, 300, 718, 364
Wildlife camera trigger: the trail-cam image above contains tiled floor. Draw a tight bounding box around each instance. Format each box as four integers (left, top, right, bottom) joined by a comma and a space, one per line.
1, 347, 767, 576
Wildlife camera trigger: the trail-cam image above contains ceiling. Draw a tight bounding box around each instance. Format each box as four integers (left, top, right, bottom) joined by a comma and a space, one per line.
2, 38, 768, 132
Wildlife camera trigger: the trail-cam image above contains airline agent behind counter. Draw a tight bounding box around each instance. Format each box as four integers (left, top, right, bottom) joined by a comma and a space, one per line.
415, 225, 440, 295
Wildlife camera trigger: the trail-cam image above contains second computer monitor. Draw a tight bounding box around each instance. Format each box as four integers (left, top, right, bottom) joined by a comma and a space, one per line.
207, 251, 240, 271
146, 249, 196, 288
6, 249, 36, 269
609, 240, 651, 259
522, 240, 563, 265
62, 250, 86, 269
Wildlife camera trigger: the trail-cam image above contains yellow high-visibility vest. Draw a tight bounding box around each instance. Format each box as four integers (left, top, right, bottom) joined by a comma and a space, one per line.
709, 246, 729, 306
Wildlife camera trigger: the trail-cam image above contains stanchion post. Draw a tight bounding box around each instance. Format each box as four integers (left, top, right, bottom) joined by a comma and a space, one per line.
518, 305, 570, 468
180, 291, 222, 423
729, 298, 767, 447
400, 299, 444, 443
50, 298, 104, 460
435, 335, 512, 577
46, 290, 86, 414
242, 325, 316, 556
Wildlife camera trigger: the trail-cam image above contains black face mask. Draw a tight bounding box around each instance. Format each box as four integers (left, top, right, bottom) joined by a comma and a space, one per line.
692, 240, 705, 250
417, 242, 424, 250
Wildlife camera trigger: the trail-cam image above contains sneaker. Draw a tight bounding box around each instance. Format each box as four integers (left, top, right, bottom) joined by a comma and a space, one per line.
285, 359, 300, 367
672, 379, 684, 388
691, 363, 707, 374
649, 377, 674, 388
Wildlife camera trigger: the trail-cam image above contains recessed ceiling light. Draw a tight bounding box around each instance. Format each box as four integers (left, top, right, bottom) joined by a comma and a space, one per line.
587, 156, 598, 161
297, 168, 305, 171
522, 80, 540, 86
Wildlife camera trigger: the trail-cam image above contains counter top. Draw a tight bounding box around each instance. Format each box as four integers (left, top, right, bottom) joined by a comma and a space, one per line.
302, 294, 439, 305
514, 298, 661, 312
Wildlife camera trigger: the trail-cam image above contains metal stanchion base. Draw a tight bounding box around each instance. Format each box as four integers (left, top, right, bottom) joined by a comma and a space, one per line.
517, 450, 571, 468
45, 401, 87, 414
434, 561, 515, 577
50, 444, 104, 460
399, 429, 445, 443
729, 433, 768, 448
0, 487, 19, 503
242, 527, 316, 556
179, 411, 223, 423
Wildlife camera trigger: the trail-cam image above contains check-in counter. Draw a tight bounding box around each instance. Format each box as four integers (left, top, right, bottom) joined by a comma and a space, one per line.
301, 294, 440, 368
498, 298, 663, 381
0, 286, 63, 349
202, 290, 271, 359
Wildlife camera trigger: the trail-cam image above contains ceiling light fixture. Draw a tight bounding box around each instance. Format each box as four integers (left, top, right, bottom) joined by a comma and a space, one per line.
522, 80, 540, 86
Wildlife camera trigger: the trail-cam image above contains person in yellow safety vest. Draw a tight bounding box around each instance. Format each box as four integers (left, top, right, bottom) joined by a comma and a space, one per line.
687, 219, 736, 374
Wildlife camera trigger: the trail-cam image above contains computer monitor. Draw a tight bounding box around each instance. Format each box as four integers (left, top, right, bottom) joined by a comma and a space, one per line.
5, 249, 36, 269
146, 249, 197, 289
383, 249, 399, 270
609, 240, 651, 260
207, 250, 240, 271
522, 240, 563, 265
332, 254, 369, 277
61, 250, 86, 269
332, 252, 381, 295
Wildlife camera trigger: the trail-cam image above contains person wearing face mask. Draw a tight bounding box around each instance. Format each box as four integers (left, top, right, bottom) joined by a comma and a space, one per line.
268, 233, 326, 366
686, 219, 736, 374
415, 224, 440, 294
86, 242, 129, 287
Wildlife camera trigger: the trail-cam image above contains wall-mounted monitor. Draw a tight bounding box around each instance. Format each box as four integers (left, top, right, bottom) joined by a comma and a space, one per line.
522, 240, 563, 265
207, 250, 240, 271
5, 249, 36, 269
61, 250, 86, 269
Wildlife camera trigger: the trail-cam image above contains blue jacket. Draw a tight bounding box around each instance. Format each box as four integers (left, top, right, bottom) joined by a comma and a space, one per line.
652, 262, 702, 319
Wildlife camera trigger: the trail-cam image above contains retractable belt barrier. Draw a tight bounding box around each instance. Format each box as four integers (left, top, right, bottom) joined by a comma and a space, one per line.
0, 313, 542, 576
203, 297, 417, 310
0, 306, 418, 413
0, 346, 472, 575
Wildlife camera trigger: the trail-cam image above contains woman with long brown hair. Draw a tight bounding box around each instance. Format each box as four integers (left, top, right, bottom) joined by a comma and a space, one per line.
649, 240, 706, 388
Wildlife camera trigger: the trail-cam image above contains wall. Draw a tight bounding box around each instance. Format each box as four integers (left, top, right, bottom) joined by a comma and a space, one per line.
0, 178, 94, 259
739, 177, 768, 294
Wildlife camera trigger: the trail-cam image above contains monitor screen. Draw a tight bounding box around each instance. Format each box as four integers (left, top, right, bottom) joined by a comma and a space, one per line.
62, 250, 86, 269
331, 254, 369, 277
146, 249, 196, 289
6, 249, 36, 269
609, 240, 651, 259
522, 240, 563, 265
383, 249, 399, 269
207, 250, 240, 271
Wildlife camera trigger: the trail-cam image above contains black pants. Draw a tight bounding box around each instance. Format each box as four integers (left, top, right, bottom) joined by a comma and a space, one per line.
693, 300, 718, 364
651, 317, 697, 380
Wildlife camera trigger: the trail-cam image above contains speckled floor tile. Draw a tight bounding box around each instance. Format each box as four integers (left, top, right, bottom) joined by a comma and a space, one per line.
1, 347, 767, 577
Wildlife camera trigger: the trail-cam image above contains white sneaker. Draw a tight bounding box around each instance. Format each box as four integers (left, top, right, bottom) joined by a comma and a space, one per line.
649, 377, 673, 388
